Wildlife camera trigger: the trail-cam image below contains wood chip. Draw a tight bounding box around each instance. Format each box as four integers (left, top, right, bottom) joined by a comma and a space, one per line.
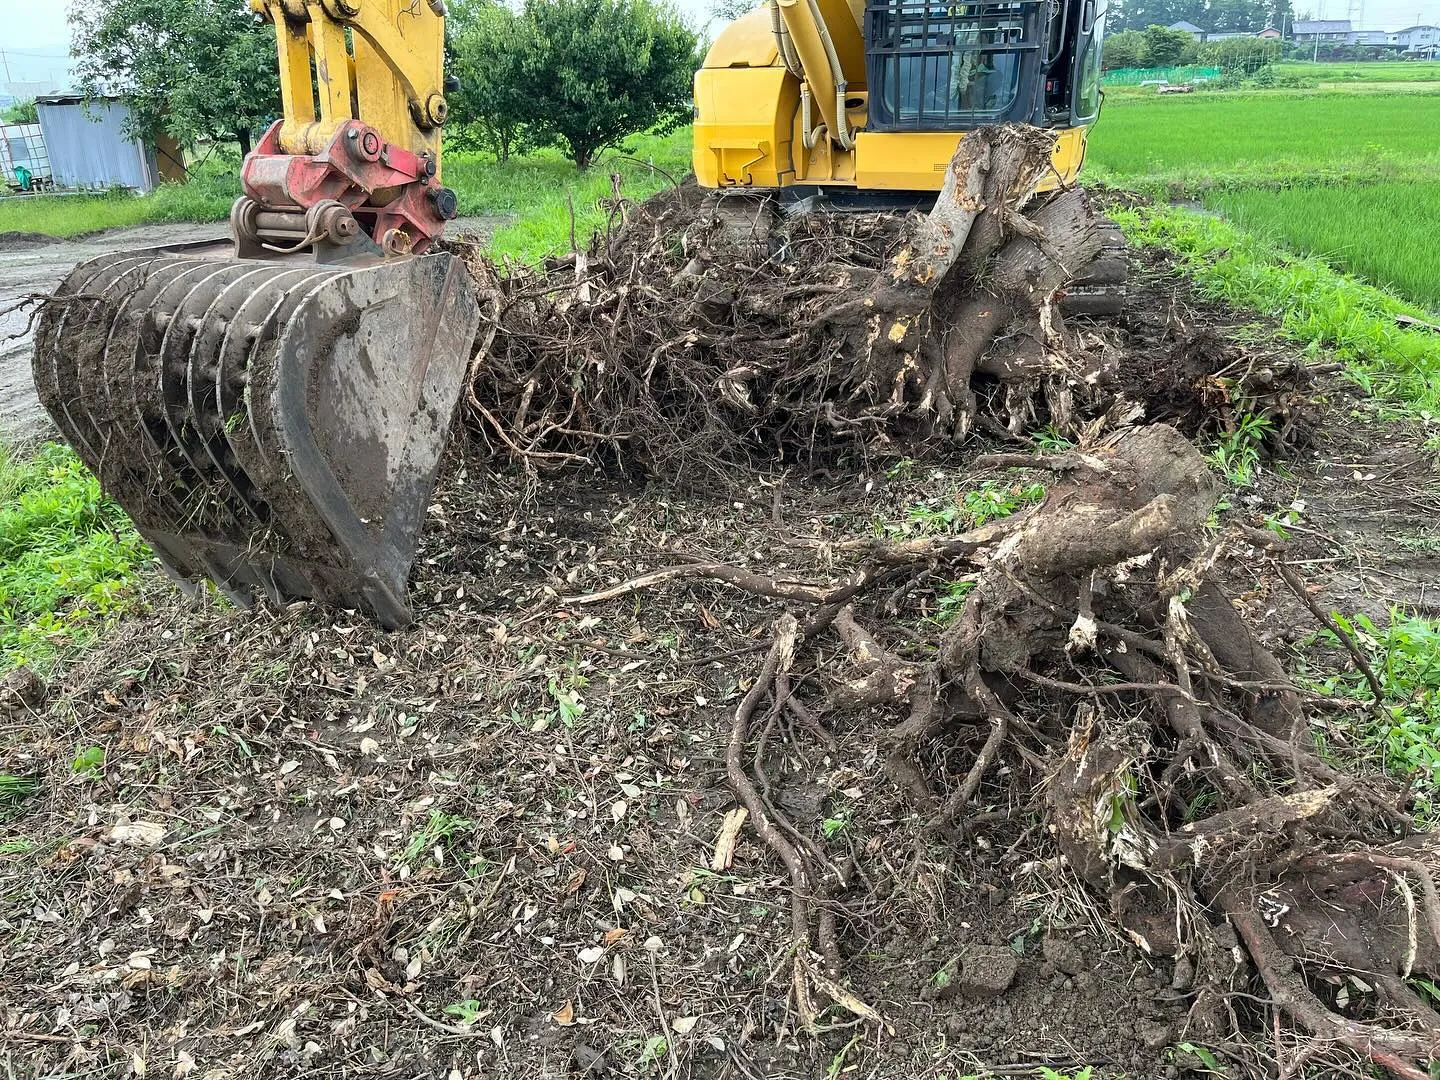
710, 807, 748, 871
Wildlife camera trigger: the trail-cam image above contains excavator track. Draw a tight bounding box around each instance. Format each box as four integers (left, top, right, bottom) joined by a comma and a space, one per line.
34, 247, 479, 627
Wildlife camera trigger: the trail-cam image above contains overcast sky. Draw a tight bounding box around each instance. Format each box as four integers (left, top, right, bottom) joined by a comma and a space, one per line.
1, 0, 1436, 89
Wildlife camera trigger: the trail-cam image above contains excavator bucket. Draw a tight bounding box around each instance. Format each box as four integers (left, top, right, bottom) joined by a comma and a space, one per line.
33, 244, 480, 628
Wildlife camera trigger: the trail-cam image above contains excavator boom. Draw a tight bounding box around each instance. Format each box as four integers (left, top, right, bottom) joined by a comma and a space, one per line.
33, 0, 478, 627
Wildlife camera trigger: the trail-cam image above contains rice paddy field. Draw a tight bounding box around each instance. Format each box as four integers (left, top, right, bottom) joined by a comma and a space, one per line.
1087, 76, 1440, 316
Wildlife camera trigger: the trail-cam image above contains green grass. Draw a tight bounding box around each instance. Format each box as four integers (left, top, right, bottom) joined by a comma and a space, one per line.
446, 128, 692, 262
1273, 60, 1440, 84
0, 442, 146, 672
1205, 181, 1440, 311
1113, 204, 1440, 412
1087, 91, 1440, 187
0, 155, 240, 238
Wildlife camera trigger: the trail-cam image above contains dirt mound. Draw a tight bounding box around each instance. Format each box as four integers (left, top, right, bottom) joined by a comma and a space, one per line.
0, 231, 58, 252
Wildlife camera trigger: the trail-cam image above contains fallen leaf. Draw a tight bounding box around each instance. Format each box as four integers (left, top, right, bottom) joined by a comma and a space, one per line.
172, 1051, 195, 1078
577, 945, 604, 963
565, 868, 588, 895
552, 1000, 575, 1026
710, 807, 748, 871
672, 1015, 698, 1035
611, 799, 627, 823
279, 760, 300, 776
127, 953, 152, 971
359, 737, 379, 756
132, 1051, 146, 1077
602, 927, 628, 945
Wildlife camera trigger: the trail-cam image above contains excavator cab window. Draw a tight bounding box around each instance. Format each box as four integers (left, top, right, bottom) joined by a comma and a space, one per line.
865, 0, 1046, 130
1069, 0, 1106, 122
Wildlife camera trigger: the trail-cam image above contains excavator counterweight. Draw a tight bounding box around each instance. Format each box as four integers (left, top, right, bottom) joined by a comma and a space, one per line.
34, 0, 476, 627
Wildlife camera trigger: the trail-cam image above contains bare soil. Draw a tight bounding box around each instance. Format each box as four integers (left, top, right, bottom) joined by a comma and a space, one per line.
3, 230, 1438, 1079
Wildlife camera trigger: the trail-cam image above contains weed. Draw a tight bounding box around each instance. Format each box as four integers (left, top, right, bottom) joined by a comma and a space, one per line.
1207, 413, 1272, 486
399, 810, 476, 868
72, 745, 104, 778
0, 773, 39, 819
888, 481, 1045, 537
442, 999, 489, 1027
934, 579, 977, 625
0, 442, 146, 673
1300, 610, 1440, 825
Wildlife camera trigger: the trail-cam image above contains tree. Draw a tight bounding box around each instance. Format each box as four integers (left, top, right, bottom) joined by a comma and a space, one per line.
2, 99, 38, 125
507, 0, 699, 168
1141, 23, 1199, 65
446, 0, 531, 161
710, 0, 760, 19
71, 0, 280, 155
1102, 29, 1150, 68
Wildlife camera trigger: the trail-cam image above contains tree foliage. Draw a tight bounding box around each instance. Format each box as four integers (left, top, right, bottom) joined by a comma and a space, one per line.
1199, 35, 1281, 72
71, 0, 280, 153
1108, 0, 1282, 34
1141, 23, 1201, 65
1101, 29, 1150, 68
447, 0, 698, 168
446, 0, 532, 161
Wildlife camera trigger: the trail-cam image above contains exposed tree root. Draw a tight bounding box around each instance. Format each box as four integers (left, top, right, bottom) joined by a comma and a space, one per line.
442, 125, 1428, 1071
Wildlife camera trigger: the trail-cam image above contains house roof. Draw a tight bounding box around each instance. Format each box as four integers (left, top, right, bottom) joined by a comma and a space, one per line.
1292, 19, 1351, 33
1167, 20, 1204, 32
1394, 24, 1439, 32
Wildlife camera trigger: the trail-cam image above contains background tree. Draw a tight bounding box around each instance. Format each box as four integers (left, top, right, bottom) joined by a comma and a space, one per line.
1102, 29, 1150, 68
710, 0, 759, 18
507, 0, 698, 168
71, 0, 280, 156
1200, 35, 1281, 73
1141, 23, 1200, 65
446, 0, 530, 161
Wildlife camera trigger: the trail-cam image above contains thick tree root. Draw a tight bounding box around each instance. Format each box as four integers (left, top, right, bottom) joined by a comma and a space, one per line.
446, 126, 1427, 1070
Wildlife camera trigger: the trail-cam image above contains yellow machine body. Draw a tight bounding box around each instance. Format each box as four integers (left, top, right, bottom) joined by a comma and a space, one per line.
694, 5, 1093, 194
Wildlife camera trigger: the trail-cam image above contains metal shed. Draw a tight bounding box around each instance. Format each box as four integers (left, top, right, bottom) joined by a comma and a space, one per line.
34, 94, 184, 193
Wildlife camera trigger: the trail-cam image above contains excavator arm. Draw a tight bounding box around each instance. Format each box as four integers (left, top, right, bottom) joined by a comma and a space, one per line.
234, 0, 459, 258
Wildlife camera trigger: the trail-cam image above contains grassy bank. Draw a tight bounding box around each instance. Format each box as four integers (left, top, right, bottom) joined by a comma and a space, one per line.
1113, 203, 1440, 412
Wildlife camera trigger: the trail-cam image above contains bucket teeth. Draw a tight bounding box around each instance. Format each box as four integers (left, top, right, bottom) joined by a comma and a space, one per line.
34, 249, 480, 627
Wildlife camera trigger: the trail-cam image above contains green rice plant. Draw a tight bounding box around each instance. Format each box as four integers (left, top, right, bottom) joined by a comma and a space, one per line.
0, 442, 146, 673
1204, 181, 1440, 311
1087, 91, 1440, 182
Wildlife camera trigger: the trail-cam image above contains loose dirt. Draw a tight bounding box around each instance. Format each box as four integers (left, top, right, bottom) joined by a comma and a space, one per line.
4, 229, 1437, 1079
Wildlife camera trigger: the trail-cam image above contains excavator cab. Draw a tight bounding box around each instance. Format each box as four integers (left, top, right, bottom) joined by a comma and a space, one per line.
694, 0, 1107, 194
33, 0, 478, 628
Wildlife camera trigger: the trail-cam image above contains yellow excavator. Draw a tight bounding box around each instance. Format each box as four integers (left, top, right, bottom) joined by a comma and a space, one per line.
694, 0, 1106, 197
34, 0, 1108, 629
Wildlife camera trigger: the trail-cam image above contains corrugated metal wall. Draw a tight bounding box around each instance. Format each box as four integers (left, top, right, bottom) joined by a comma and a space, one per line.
35, 100, 160, 193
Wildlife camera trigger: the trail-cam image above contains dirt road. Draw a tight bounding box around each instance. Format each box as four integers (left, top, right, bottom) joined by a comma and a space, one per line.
0, 223, 227, 444
0, 216, 502, 445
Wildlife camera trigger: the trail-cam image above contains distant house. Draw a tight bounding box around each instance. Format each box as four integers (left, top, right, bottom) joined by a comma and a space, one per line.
1207, 30, 1259, 40
1394, 24, 1440, 54
1291, 19, 1351, 41
1257, 26, 1282, 39
1167, 20, 1205, 38
1348, 29, 1391, 45
33, 94, 185, 193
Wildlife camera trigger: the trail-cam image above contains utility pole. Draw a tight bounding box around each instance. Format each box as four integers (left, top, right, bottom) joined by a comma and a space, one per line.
0, 48, 12, 87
